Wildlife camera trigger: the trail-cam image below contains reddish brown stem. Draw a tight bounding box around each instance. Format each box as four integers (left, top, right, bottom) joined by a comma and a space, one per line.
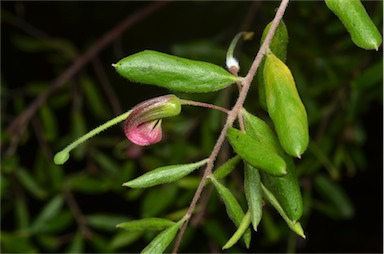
172, 0, 290, 252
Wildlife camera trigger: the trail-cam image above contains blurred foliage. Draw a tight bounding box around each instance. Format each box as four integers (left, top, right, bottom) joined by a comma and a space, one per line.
1, 1, 382, 253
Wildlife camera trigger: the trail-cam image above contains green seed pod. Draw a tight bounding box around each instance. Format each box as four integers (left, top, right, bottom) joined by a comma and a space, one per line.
243, 110, 303, 221
113, 50, 242, 93
257, 21, 289, 111
325, 0, 382, 50
264, 52, 309, 158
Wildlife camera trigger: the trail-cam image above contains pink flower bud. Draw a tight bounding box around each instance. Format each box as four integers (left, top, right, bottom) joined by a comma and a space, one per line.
124, 95, 181, 146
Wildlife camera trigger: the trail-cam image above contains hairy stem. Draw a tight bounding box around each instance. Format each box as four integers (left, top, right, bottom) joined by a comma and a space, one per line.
180, 99, 230, 114
172, 0, 290, 252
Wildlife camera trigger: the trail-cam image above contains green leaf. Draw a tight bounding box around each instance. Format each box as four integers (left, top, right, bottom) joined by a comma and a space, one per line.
81, 76, 109, 119
176, 176, 201, 189
117, 218, 176, 232
260, 157, 303, 222
31, 195, 63, 226
314, 174, 354, 219
244, 163, 263, 231
223, 211, 252, 250
114, 50, 242, 93
227, 128, 286, 176
0, 232, 37, 253
264, 52, 309, 158
325, 0, 382, 50
70, 111, 87, 159
242, 110, 282, 153
141, 185, 178, 217
213, 155, 241, 180
141, 220, 182, 254
67, 173, 109, 194
39, 105, 58, 141
261, 183, 305, 239
89, 233, 111, 253
210, 176, 251, 248
15, 196, 30, 230
351, 60, 383, 90
123, 159, 208, 188
87, 214, 130, 232
66, 231, 84, 253
110, 231, 143, 250
94, 150, 120, 176
258, 20, 289, 110
243, 110, 303, 221
15, 169, 48, 200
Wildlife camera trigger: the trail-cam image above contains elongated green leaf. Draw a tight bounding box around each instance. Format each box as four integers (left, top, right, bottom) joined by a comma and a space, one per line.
32, 195, 64, 231
242, 110, 282, 153
39, 105, 58, 141
66, 231, 84, 254
141, 185, 178, 217
227, 128, 286, 176
264, 52, 309, 157
325, 0, 382, 50
123, 159, 208, 188
223, 211, 252, 250
141, 220, 182, 254
114, 50, 242, 93
213, 155, 241, 180
81, 76, 109, 119
210, 176, 251, 248
16, 196, 30, 230
87, 214, 130, 232
244, 163, 263, 231
258, 20, 289, 110
117, 218, 176, 231
243, 110, 303, 221
314, 174, 354, 219
15, 169, 47, 200
261, 183, 305, 238
110, 231, 143, 250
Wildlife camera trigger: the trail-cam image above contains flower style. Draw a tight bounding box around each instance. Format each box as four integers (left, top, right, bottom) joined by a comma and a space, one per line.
124, 95, 181, 146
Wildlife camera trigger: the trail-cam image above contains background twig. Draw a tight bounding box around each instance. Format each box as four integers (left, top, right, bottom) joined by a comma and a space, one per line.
6, 1, 169, 155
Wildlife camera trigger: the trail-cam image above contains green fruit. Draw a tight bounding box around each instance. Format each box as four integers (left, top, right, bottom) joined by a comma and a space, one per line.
325, 0, 382, 50
243, 110, 303, 221
113, 50, 242, 93
264, 52, 309, 158
257, 21, 289, 110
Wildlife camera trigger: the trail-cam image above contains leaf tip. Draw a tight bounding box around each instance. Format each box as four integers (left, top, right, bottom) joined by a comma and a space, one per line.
122, 182, 131, 187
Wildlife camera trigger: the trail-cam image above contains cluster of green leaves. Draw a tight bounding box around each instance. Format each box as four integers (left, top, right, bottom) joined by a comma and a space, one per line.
1, 1, 382, 253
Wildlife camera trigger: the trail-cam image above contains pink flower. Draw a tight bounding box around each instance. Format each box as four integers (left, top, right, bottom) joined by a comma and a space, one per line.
124, 95, 181, 146
125, 120, 162, 146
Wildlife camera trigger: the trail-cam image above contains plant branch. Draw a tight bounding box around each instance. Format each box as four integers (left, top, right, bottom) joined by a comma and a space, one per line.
64, 188, 92, 239
172, 0, 290, 252
92, 57, 123, 116
180, 99, 230, 114
6, 1, 169, 154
